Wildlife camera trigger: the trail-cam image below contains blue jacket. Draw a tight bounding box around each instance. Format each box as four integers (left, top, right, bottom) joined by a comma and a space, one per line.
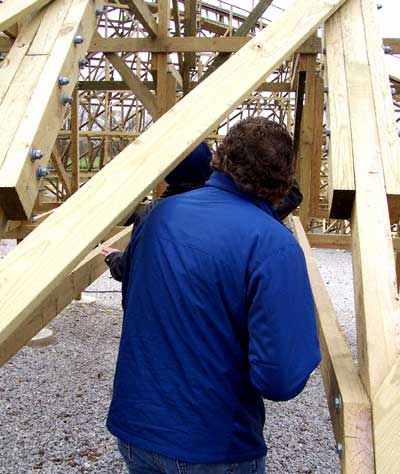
107, 172, 321, 464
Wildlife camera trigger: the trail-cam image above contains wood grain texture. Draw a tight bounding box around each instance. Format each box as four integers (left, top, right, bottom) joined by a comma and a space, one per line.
0, 0, 54, 32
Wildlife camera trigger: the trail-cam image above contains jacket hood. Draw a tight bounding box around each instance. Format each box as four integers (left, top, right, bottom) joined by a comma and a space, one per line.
165, 141, 212, 185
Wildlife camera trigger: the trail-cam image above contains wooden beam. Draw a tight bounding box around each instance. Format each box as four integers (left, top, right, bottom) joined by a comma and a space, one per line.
125, 0, 158, 38
0, 0, 105, 220
306, 233, 400, 252
0, 0, 54, 32
360, 0, 400, 221
341, 0, 400, 401
70, 86, 80, 193
291, 217, 374, 474
104, 49, 157, 117
0, 0, 349, 372
0, 226, 131, 367
182, 0, 196, 94
0, 35, 13, 52
325, 12, 355, 219
50, 146, 71, 197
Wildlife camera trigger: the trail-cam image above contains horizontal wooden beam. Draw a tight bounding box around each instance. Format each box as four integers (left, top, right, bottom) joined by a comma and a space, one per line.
306, 233, 400, 252
77, 80, 292, 92
0, 0, 54, 32
292, 217, 374, 474
0, 226, 131, 367
88, 34, 323, 54
0, 0, 349, 375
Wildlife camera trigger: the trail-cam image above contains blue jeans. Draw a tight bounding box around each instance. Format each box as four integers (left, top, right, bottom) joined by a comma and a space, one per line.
117, 439, 266, 474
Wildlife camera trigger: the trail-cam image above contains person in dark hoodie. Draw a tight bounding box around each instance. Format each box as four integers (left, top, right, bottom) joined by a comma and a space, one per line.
106, 118, 319, 474
101, 140, 303, 281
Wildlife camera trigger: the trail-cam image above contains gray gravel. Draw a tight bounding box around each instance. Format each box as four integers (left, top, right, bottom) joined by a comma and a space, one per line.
0, 243, 352, 473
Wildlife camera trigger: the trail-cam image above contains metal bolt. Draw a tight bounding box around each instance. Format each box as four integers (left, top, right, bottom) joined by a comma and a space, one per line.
62, 94, 73, 105
336, 442, 344, 458
78, 58, 89, 68
95, 8, 103, 16
334, 395, 342, 411
73, 35, 84, 45
323, 144, 329, 154
324, 85, 329, 94
30, 148, 43, 162
376, 3, 383, 9
324, 129, 331, 137
322, 47, 327, 55
58, 76, 70, 87
384, 45, 392, 54
391, 87, 397, 96
36, 167, 49, 178
323, 102, 327, 111
398, 129, 400, 137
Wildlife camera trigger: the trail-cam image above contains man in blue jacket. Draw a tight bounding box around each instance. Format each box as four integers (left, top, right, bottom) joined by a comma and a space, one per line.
107, 117, 321, 474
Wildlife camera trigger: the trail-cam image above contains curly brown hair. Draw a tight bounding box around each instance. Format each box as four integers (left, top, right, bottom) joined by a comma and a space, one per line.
211, 117, 294, 204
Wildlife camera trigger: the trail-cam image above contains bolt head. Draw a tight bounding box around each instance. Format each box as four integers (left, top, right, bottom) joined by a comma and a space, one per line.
78, 58, 89, 68
95, 8, 103, 16
73, 35, 84, 45
384, 45, 392, 54
30, 148, 43, 161
336, 442, 344, 458
324, 85, 329, 94
58, 76, 70, 87
334, 395, 342, 410
376, 3, 383, 9
325, 129, 331, 137
62, 94, 73, 105
36, 167, 49, 179
391, 87, 397, 96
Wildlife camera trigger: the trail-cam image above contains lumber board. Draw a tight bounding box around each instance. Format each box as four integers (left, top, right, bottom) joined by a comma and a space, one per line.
324, 11, 355, 219
125, 0, 158, 38
0, 0, 54, 32
373, 355, 400, 473
0, 11, 44, 106
340, 0, 399, 401
360, 0, 400, 215
292, 217, 373, 474
0, 0, 349, 370
70, 86, 80, 194
0, 0, 105, 220
0, 226, 131, 367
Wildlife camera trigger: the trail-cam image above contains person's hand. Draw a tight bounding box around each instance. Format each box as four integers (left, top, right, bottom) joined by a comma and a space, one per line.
100, 247, 119, 257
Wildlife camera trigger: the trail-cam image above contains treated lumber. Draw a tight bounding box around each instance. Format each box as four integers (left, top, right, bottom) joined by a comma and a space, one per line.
325, 11, 355, 219
0, 226, 131, 367
182, 0, 196, 93
125, 0, 158, 38
104, 48, 157, 117
373, 355, 400, 472
292, 217, 373, 474
89, 35, 249, 53
0, 0, 105, 220
0, 0, 349, 369
70, 86, 80, 194
306, 233, 400, 252
0, 0, 54, 32
155, 0, 170, 119
360, 0, 400, 219
50, 147, 71, 197
296, 54, 324, 226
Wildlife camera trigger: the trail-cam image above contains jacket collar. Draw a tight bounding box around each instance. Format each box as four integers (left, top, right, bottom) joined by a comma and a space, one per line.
205, 171, 281, 221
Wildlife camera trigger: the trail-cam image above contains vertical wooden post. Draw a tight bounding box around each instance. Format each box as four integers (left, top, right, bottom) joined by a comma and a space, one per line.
70, 86, 80, 194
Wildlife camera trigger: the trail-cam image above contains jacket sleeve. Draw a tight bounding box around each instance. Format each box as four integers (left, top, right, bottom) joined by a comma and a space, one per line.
246, 243, 321, 401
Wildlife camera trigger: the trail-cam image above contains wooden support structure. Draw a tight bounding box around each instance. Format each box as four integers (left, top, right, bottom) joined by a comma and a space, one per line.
2, 0, 400, 471
0, 0, 105, 220
0, 0, 348, 363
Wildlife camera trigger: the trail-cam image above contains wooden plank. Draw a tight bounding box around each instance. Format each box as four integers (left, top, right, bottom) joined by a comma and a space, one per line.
373, 355, 400, 473
291, 216, 374, 474
0, 0, 349, 369
125, 0, 158, 38
50, 146, 71, 197
0, 11, 44, 105
360, 0, 400, 217
70, 86, 80, 193
340, 0, 399, 400
0, 0, 105, 220
0, 0, 54, 32
104, 48, 157, 117
0, 226, 131, 367
89, 35, 249, 53
155, 0, 170, 119
325, 11, 355, 219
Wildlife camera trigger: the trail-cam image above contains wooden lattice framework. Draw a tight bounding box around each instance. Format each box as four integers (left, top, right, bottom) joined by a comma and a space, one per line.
1, 0, 400, 472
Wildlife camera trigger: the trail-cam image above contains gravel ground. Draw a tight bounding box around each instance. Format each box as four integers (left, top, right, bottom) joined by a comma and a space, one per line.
0, 240, 354, 474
